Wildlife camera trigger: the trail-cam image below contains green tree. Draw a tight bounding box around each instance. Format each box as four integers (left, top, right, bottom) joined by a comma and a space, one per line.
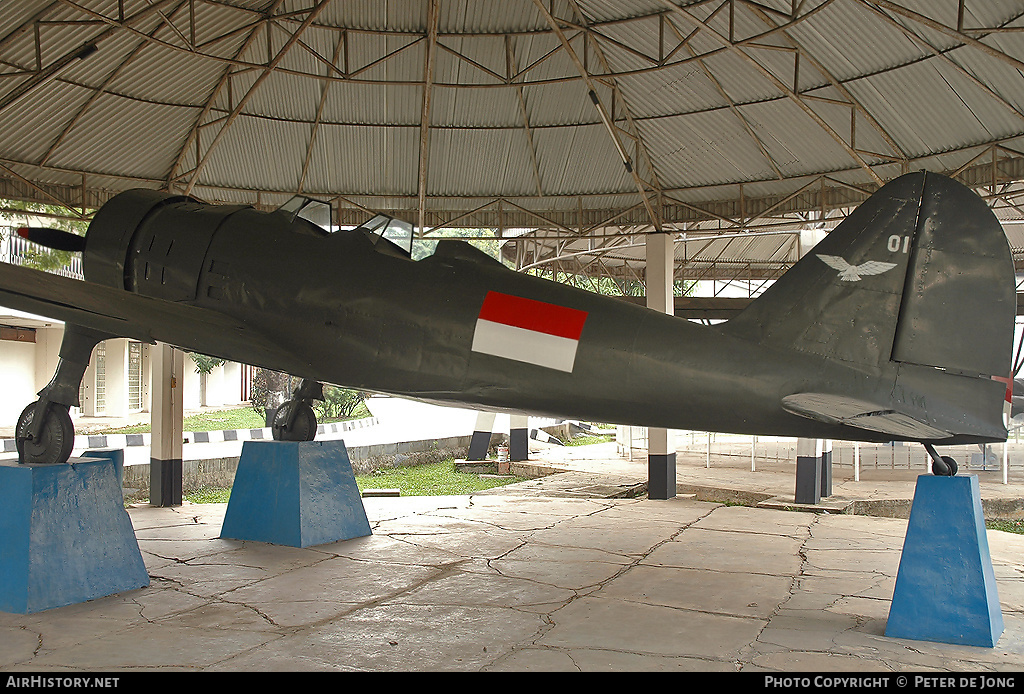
413, 227, 510, 265
0, 200, 89, 272
189, 353, 226, 375
523, 266, 694, 298
314, 386, 367, 420
250, 368, 290, 420
189, 353, 227, 407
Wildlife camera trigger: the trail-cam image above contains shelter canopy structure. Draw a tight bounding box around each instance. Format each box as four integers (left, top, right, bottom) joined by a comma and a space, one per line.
1, 1, 1024, 282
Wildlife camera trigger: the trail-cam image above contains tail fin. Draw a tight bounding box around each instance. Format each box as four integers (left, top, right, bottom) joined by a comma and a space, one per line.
721, 171, 1015, 378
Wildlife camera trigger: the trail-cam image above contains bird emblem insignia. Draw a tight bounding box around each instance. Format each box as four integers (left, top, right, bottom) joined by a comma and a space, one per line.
817, 254, 897, 282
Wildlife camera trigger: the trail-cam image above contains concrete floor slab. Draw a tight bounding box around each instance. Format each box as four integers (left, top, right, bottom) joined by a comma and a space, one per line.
493, 646, 739, 672
224, 603, 548, 672
488, 556, 630, 593
596, 564, 793, 619
5, 439, 1024, 672
691, 504, 817, 535
537, 596, 767, 662
645, 527, 808, 575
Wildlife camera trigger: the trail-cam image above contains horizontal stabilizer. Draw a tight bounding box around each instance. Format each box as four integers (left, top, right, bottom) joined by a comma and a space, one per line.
782, 392, 951, 440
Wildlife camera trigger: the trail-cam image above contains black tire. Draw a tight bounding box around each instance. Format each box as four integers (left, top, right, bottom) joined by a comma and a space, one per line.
271, 401, 317, 442
942, 455, 958, 476
931, 456, 952, 476
16, 401, 74, 465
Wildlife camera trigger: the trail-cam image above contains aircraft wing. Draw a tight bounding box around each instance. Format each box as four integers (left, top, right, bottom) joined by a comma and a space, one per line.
0, 261, 286, 368
781, 392, 952, 440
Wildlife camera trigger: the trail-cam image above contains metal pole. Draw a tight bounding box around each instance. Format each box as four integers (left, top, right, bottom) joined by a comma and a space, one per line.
854, 441, 860, 482
1004, 440, 1009, 485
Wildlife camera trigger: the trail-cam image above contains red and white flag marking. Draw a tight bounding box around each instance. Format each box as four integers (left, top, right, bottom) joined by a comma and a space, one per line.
471, 291, 588, 373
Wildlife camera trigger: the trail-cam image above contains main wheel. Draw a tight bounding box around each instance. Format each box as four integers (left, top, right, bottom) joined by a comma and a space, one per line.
16, 401, 74, 465
271, 401, 317, 442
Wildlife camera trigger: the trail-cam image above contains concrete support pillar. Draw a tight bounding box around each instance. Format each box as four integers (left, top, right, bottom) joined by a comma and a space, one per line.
646, 231, 676, 500
510, 414, 529, 461
467, 412, 495, 461
77, 337, 101, 417
820, 439, 833, 498
79, 351, 99, 416
791, 232, 832, 504
150, 344, 183, 507
32, 326, 63, 409
104, 338, 129, 418
221, 361, 240, 405
795, 438, 832, 504
795, 438, 822, 504
142, 343, 152, 412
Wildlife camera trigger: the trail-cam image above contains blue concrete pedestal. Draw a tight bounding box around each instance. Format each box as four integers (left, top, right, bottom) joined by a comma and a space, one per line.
0, 455, 149, 614
220, 440, 371, 547
886, 474, 1003, 647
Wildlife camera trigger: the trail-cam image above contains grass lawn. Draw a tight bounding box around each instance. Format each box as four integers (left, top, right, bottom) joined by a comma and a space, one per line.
987, 519, 1024, 534
97, 403, 370, 434
565, 434, 614, 446
154, 459, 528, 505
357, 459, 528, 496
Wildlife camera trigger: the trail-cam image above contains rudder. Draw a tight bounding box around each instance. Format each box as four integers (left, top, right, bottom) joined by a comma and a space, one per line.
891, 173, 1015, 377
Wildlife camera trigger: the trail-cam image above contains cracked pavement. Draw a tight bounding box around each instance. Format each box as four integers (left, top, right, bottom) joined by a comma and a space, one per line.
2, 486, 1024, 672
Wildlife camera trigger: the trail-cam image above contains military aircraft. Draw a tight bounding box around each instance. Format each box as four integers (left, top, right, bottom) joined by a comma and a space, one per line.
0, 170, 1015, 476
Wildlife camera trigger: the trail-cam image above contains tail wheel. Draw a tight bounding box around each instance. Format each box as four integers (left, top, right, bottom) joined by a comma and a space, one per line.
931, 455, 959, 477
942, 455, 958, 476
271, 401, 317, 442
16, 401, 74, 465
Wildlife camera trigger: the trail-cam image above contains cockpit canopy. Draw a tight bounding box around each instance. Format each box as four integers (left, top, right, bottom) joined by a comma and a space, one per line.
358, 214, 414, 258
276, 197, 414, 258
277, 196, 332, 232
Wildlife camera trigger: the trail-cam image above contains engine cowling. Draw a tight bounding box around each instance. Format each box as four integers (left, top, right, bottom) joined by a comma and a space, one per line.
82, 190, 249, 302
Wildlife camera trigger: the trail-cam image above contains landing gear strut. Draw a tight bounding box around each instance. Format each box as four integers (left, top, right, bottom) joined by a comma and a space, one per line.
924, 443, 959, 477
271, 378, 323, 442
16, 324, 110, 465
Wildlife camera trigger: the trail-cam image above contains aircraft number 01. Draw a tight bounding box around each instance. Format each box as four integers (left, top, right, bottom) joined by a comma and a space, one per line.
888, 235, 911, 253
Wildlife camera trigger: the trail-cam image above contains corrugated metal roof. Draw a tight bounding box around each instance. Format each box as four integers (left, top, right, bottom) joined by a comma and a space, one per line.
0, 0, 1022, 281
0, 80, 93, 164
46, 93, 198, 180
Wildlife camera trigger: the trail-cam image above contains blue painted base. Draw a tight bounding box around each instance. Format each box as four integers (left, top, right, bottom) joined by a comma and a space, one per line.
81, 448, 125, 489
886, 474, 1003, 647
0, 455, 149, 614
220, 440, 371, 547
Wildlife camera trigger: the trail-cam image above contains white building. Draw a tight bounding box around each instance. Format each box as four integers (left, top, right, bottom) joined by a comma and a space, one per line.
0, 228, 248, 428
0, 310, 250, 428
